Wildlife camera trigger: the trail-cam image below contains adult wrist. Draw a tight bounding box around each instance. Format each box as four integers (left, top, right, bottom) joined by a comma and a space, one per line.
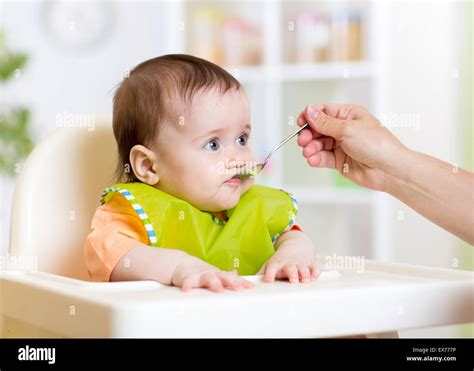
383, 146, 417, 196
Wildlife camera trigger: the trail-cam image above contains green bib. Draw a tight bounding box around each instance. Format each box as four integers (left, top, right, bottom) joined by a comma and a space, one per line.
100, 183, 298, 275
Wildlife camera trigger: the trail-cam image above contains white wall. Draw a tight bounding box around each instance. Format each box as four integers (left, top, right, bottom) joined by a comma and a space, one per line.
385, 1, 471, 270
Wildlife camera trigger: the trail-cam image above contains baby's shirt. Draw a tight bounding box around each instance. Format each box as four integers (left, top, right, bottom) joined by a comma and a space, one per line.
84, 183, 302, 282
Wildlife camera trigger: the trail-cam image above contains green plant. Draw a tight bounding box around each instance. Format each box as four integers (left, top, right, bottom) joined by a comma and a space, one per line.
0, 29, 34, 176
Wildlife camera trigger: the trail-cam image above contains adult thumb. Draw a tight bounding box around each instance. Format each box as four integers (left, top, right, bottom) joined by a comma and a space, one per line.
305, 105, 348, 141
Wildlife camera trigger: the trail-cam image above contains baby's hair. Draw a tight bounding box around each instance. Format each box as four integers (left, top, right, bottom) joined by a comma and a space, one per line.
112, 54, 242, 183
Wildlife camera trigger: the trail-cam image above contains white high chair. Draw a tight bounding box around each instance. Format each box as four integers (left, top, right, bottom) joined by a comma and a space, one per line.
1, 119, 473, 338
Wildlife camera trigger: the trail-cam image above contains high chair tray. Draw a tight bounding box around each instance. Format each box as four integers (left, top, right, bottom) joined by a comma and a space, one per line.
1, 258, 472, 338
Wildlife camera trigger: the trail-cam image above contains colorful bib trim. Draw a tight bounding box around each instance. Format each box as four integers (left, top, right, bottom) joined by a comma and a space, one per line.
272, 189, 298, 243
100, 186, 158, 246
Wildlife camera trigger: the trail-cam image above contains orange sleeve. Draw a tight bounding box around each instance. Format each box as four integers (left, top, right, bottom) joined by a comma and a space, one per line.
290, 223, 303, 232
84, 193, 150, 282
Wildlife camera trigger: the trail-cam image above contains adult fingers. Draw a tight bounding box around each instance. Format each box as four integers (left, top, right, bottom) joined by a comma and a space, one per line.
297, 104, 325, 127
306, 147, 347, 171
297, 128, 315, 147
320, 103, 366, 121
302, 137, 335, 157
306, 150, 337, 169
303, 105, 350, 141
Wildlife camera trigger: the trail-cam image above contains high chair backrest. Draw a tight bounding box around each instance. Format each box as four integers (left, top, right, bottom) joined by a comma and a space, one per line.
9, 117, 117, 280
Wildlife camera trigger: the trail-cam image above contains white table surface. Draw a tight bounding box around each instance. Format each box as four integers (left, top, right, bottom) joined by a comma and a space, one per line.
1, 258, 472, 338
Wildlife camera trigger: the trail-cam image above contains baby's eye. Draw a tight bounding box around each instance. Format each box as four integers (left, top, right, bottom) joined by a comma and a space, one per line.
203, 138, 220, 151
236, 134, 248, 146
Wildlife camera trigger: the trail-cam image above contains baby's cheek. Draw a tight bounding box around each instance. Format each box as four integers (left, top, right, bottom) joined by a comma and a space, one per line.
188, 180, 218, 209
197, 164, 223, 192
243, 150, 256, 165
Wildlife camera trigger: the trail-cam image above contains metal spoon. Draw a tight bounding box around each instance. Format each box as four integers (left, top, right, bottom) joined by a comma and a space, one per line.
235, 123, 309, 179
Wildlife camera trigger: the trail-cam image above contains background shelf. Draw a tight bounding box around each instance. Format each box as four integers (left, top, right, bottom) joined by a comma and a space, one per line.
226, 61, 375, 83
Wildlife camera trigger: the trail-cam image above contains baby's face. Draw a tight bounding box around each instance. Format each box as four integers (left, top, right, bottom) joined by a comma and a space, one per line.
153, 88, 256, 212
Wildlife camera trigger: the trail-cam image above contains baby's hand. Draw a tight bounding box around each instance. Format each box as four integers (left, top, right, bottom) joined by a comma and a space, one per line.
257, 231, 319, 284
171, 255, 254, 293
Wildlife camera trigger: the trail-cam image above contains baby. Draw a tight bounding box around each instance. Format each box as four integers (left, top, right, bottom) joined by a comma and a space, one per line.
84, 54, 319, 293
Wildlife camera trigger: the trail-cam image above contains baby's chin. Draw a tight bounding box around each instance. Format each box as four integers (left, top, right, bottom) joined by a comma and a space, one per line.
200, 189, 245, 212
217, 198, 240, 211
189, 179, 254, 212
203, 196, 240, 212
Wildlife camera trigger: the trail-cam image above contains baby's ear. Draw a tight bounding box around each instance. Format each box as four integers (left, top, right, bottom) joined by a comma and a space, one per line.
129, 144, 160, 185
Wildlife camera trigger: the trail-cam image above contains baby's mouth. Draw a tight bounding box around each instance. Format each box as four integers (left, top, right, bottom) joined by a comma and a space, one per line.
225, 174, 243, 185
223, 162, 255, 183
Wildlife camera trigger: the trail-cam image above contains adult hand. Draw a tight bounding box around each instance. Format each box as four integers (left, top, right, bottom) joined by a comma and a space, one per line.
297, 104, 407, 192
296, 103, 474, 245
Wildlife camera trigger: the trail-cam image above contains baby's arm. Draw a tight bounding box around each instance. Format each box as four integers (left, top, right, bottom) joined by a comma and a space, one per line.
110, 244, 254, 293
257, 229, 319, 283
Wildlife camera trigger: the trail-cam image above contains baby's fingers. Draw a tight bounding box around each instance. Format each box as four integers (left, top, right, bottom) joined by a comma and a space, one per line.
309, 263, 320, 281
181, 272, 224, 293
263, 262, 283, 283
181, 275, 199, 292
216, 271, 241, 290
297, 264, 311, 283
282, 264, 299, 283
200, 272, 225, 293
217, 271, 253, 291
